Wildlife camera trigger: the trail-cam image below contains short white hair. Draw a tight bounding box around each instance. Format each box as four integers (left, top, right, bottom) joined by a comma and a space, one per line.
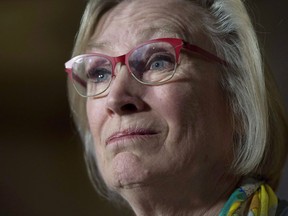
67, 0, 288, 202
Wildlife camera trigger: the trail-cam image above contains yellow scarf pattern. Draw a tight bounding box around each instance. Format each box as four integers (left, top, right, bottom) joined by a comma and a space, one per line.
220, 179, 278, 216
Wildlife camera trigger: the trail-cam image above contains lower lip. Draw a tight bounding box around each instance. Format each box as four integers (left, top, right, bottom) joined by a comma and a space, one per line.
106, 133, 157, 147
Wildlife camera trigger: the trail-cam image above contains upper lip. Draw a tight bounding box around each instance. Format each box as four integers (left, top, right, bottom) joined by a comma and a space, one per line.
106, 128, 158, 145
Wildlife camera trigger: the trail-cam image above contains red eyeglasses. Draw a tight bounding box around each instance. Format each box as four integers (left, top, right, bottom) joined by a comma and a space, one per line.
65, 38, 227, 97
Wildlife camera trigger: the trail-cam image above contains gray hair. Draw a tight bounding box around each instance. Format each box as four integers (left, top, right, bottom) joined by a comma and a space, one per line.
67, 0, 288, 203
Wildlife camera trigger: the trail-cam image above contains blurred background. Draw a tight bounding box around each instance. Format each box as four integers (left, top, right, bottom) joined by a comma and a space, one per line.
0, 0, 287, 215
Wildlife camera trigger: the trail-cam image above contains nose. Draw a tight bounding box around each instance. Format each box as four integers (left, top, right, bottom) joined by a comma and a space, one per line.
105, 64, 147, 116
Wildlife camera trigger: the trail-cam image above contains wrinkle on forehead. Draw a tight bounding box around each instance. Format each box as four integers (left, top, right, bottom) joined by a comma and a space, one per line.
88, 0, 212, 54
87, 26, 181, 52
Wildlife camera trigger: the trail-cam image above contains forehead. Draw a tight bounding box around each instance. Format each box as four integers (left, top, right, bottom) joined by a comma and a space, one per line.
89, 0, 206, 52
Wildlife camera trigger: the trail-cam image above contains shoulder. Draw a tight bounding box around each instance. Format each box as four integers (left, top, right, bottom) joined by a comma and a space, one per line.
277, 199, 288, 216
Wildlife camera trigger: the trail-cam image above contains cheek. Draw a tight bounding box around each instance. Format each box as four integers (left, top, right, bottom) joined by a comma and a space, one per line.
148, 83, 200, 154
86, 99, 106, 137
151, 71, 233, 163
194, 85, 233, 163
86, 99, 114, 184
86, 99, 108, 162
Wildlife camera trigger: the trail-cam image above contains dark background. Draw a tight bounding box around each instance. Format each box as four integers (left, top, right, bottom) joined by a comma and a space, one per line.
0, 1, 287, 215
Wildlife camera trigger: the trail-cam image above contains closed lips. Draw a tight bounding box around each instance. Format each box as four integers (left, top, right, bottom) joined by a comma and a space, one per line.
106, 129, 158, 145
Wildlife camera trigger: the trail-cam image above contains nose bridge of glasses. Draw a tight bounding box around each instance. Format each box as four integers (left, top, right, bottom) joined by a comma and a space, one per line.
112, 54, 128, 76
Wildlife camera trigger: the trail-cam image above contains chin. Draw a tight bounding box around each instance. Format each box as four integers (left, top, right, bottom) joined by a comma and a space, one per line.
106, 151, 151, 189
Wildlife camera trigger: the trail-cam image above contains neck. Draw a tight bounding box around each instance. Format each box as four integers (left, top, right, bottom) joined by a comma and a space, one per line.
116, 172, 239, 216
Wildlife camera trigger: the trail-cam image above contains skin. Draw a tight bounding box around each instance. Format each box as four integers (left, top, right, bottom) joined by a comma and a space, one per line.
86, 0, 239, 215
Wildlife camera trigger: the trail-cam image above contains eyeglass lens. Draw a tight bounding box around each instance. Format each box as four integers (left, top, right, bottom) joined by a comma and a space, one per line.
71, 41, 177, 97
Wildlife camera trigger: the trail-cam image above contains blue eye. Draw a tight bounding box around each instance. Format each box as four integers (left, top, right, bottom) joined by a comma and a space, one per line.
150, 60, 166, 70
148, 55, 175, 71
88, 68, 111, 83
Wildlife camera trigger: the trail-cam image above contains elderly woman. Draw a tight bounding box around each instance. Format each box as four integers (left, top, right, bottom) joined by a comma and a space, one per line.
65, 0, 288, 215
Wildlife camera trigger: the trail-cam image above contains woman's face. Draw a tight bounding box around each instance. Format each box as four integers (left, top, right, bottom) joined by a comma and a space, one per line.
86, 0, 233, 191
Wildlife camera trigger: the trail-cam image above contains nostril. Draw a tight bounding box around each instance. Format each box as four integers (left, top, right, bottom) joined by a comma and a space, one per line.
120, 103, 138, 113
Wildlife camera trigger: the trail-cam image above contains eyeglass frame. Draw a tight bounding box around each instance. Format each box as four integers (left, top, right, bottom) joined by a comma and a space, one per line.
65, 37, 227, 97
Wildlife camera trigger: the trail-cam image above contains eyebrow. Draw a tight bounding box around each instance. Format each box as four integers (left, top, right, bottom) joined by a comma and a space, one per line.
87, 25, 181, 51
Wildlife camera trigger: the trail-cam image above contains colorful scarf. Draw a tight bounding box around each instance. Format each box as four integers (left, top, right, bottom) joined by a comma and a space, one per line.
220, 178, 278, 216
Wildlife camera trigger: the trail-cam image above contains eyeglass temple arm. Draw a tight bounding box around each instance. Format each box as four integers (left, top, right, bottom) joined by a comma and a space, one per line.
182, 41, 228, 66
65, 68, 87, 88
